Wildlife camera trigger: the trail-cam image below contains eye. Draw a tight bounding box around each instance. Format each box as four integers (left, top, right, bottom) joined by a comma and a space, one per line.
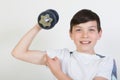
76, 29, 81, 32
89, 29, 95, 31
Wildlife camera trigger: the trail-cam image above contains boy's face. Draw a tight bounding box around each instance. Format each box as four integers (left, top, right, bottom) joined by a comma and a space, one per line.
70, 21, 102, 54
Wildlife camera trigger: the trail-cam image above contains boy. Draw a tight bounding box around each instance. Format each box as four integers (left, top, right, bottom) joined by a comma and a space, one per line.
12, 9, 114, 80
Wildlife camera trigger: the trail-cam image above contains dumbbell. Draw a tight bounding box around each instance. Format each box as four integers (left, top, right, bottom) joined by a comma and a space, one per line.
38, 9, 59, 29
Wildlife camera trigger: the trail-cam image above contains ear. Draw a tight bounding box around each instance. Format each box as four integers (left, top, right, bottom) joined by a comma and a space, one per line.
98, 30, 102, 40
69, 31, 73, 40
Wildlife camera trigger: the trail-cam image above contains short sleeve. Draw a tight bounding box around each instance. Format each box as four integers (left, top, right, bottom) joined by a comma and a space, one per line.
46, 48, 70, 61
95, 57, 113, 80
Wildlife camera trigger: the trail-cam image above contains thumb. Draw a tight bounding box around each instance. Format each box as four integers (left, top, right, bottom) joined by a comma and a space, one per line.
54, 56, 59, 60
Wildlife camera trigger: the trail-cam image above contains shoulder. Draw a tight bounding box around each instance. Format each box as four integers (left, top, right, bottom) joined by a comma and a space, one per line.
96, 54, 114, 69
96, 54, 114, 61
97, 54, 114, 72
96, 54, 115, 79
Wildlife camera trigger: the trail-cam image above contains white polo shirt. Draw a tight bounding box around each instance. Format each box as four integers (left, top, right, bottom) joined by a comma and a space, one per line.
47, 48, 113, 80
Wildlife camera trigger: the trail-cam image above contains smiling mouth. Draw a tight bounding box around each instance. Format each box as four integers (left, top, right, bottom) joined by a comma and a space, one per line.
80, 41, 91, 45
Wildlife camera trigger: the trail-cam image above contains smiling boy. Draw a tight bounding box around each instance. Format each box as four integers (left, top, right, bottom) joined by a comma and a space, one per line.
12, 9, 114, 80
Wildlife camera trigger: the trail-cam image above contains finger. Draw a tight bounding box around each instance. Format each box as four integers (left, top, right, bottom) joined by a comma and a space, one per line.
53, 56, 59, 61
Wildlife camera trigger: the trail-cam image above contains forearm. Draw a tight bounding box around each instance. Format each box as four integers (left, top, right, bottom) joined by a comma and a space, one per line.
11, 24, 48, 65
55, 71, 72, 80
12, 24, 41, 53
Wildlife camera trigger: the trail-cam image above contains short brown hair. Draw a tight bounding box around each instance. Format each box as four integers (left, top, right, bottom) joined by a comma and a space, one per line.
70, 9, 101, 33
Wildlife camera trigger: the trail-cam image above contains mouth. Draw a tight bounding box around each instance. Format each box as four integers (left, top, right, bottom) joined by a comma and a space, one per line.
80, 41, 91, 45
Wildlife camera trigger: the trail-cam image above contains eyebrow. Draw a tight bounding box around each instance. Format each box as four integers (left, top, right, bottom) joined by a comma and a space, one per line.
74, 25, 97, 28
88, 26, 97, 28
74, 25, 82, 28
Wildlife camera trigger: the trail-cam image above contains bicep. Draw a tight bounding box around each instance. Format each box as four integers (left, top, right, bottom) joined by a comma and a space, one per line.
13, 50, 47, 65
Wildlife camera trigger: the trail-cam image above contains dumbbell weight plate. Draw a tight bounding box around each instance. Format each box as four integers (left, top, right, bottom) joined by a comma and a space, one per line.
38, 9, 59, 29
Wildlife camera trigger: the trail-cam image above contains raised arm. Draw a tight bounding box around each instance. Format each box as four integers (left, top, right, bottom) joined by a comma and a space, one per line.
11, 24, 46, 65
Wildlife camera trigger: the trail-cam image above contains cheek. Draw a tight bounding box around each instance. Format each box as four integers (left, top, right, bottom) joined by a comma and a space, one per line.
70, 32, 78, 40
70, 34, 80, 43
91, 34, 100, 42
73, 33, 81, 40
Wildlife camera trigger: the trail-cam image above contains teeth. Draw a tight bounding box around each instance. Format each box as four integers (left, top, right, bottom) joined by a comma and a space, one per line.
80, 41, 90, 44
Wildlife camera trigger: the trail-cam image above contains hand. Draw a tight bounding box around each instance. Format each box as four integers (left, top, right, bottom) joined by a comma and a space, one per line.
45, 55, 72, 80
46, 55, 62, 75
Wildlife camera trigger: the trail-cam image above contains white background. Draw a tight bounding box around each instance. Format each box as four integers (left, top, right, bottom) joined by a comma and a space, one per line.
0, 0, 119, 80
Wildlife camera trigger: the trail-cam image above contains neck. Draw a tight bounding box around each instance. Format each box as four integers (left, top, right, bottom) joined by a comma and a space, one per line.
76, 49, 96, 55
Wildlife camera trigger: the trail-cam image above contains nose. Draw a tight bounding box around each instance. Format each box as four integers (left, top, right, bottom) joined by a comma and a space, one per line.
82, 31, 88, 38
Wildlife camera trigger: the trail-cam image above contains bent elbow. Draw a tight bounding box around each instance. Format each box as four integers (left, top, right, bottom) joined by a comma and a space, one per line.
11, 49, 21, 59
